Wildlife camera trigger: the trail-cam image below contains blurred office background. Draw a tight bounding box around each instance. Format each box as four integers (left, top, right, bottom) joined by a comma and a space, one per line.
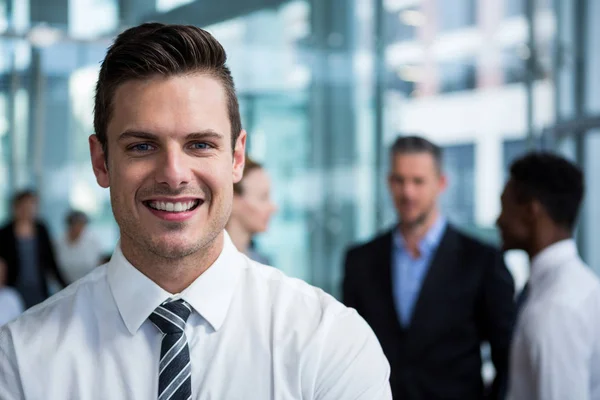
0, 0, 597, 297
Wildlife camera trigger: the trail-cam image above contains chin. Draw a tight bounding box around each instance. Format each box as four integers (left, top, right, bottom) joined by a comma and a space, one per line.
146, 234, 200, 259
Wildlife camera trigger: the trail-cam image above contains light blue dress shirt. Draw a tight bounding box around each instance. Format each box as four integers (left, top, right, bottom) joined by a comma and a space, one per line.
392, 217, 447, 327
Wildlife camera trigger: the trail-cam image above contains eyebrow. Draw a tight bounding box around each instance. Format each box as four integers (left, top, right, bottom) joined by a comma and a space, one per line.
117, 129, 225, 142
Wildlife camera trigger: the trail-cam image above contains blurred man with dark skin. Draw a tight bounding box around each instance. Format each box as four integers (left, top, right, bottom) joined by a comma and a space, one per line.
498, 152, 600, 400
343, 135, 516, 399
0, 190, 67, 308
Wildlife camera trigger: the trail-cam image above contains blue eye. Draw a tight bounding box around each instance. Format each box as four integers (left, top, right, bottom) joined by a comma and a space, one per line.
131, 143, 154, 152
191, 142, 211, 150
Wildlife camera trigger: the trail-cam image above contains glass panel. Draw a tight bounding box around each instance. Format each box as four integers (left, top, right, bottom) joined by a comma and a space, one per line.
206, 2, 317, 284
505, 0, 524, 17
435, 0, 476, 31
384, 5, 420, 43
0, 92, 9, 220
441, 143, 475, 226
69, 64, 117, 253
438, 59, 476, 93
69, 0, 118, 39
156, 0, 194, 13
582, 132, 600, 275
242, 92, 310, 281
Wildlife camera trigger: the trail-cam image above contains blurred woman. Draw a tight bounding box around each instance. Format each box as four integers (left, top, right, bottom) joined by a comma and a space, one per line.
55, 210, 103, 284
226, 158, 277, 264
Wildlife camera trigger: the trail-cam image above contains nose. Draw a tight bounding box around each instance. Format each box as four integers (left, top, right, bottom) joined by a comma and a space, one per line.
155, 146, 193, 189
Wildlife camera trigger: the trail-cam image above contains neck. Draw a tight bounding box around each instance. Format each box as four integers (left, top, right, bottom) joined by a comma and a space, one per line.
400, 208, 440, 241
225, 220, 252, 255
67, 231, 80, 243
398, 208, 440, 256
528, 229, 572, 261
14, 219, 35, 237
120, 231, 224, 294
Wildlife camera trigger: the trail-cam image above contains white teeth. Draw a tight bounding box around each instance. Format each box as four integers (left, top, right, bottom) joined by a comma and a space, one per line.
148, 200, 198, 212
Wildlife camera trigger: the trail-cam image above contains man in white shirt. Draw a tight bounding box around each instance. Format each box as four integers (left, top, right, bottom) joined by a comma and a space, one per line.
497, 152, 600, 400
0, 23, 391, 400
55, 210, 103, 284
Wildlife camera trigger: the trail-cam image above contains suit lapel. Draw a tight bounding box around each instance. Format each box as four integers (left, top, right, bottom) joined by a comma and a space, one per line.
378, 230, 404, 333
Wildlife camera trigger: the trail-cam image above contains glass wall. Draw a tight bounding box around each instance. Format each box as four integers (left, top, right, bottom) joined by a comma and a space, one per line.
1, 0, 597, 295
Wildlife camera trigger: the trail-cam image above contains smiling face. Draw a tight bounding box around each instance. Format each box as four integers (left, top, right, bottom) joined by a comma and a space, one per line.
90, 73, 246, 261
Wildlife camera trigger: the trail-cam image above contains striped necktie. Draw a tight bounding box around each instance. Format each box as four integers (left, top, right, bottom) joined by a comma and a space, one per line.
149, 299, 193, 400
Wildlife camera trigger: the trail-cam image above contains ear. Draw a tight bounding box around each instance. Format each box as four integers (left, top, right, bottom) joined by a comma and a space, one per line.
438, 173, 448, 192
529, 199, 544, 220
232, 130, 247, 184
89, 135, 110, 189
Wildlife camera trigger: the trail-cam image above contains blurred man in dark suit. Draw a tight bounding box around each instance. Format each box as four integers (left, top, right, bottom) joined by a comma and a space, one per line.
343, 136, 516, 399
0, 190, 67, 308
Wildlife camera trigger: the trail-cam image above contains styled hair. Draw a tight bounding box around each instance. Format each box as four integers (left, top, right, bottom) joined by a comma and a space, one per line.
233, 157, 263, 195
390, 135, 443, 172
510, 152, 584, 230
94, 23, 242, 158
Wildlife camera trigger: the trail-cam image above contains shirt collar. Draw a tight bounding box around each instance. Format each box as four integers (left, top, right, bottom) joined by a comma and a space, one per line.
529, 238, 578, 284
108, 231, 242, 335
393, 215, 447, 254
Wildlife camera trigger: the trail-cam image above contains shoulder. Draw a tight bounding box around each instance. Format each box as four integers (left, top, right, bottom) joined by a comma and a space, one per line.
448, 225, 501, 258
238, 259, 390, 390
523, 261, 600, 338
0, 266, 108, 346
241, 259, 344, 312
239, 258, 371, 331
547, 260, 600, 311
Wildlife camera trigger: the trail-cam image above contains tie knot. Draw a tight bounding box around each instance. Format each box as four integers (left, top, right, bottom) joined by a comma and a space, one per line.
149, 299, 192, 334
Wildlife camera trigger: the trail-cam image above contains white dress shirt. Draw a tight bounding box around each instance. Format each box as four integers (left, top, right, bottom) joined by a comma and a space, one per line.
55, 230, 104, 284
0, 232, 391, 400
508, 239, 600, 400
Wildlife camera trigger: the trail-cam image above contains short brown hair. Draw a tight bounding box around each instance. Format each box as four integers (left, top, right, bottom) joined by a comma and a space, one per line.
94, 23, 242, 158
390, 135, 443, 173
233, 157, 262, 195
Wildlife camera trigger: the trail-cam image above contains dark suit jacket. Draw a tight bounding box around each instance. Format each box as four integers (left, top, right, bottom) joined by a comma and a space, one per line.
0, 221, 67, 298
343, 224, 515, 400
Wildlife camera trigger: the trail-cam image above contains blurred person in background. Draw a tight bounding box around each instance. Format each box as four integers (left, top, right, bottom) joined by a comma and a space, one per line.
55, 210, 104, 284
0, 23, 391, 399
226, 157, 277, 264
0, 190, 67, 309
0, 258, 24, 327
498, 152, 600, 400
343, 135, 516, 399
